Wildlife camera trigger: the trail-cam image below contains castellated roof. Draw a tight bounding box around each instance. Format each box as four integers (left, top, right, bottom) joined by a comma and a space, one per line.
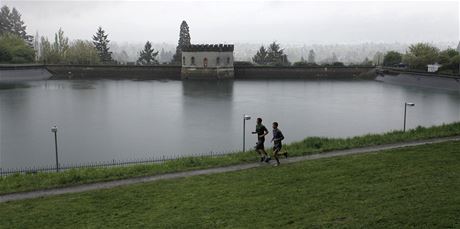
182, 44, 234, 52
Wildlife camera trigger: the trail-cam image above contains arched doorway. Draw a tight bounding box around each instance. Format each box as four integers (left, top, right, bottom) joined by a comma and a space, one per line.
203, 58, 208, 68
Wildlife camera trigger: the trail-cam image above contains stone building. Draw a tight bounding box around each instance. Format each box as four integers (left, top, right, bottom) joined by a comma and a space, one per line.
181, 44, 234, 79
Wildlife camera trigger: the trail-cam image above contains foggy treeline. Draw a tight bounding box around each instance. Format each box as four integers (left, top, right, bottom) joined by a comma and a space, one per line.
109, 41, 458, 65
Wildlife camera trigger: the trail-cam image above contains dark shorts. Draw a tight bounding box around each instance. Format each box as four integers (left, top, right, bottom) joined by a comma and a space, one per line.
255, 139, 265, 150
273, 143, 282, 152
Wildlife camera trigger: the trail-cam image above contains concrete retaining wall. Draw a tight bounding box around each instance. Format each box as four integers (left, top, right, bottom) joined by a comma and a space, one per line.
0, 65, 52, 82
376, 72, 460, 91
2, 64, 375, 80
235, 66, 375, 79
47, 65, 182, 80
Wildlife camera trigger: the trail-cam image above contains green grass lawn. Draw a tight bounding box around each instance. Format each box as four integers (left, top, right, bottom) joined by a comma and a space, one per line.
1, 140, 459, 228
1, 122, 460, 195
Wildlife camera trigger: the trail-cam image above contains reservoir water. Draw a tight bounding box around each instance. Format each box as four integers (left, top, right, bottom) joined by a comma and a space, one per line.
1, 79, 459, 169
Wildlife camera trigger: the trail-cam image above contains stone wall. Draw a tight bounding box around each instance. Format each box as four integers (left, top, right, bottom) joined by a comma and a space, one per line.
45, 65, 375, 80
46, 65, 181, 80
235, 66, 375, 79
182, 51, 233, 68
181, 67, 234, 80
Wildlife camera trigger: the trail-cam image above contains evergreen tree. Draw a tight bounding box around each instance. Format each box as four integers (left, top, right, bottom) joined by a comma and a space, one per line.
92, 26, 113, 63
10, 8, 32, 43
137, 41, 159, 65
307, 49, 316, 63
0, 6, 32, 43
253, 42, 290, 66
172, 20, 191, 63
252, 45, 268, 65
0, 6, 12, 35
267, 42, 290, 66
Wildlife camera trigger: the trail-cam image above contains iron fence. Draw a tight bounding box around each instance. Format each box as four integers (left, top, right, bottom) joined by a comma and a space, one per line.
0, 150, 234, 177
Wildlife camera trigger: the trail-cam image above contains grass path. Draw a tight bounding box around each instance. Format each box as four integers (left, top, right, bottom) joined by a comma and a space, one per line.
2, 135, 459, 203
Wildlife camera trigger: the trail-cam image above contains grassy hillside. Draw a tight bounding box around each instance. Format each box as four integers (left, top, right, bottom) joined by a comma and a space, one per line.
1, 141, 459, 228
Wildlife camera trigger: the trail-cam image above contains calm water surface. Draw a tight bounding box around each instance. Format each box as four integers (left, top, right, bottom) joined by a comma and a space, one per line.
1, 79, 459, 169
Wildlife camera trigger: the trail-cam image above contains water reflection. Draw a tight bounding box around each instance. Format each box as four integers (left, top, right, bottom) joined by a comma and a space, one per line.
0, 83, 30, 90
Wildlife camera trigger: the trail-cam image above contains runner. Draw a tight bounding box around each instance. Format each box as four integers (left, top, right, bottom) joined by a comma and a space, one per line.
271, 122, 288, 166
252, 118, 270, 162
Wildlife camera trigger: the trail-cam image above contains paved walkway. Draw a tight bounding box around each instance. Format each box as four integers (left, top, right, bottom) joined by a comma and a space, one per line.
1, 136, 459, 203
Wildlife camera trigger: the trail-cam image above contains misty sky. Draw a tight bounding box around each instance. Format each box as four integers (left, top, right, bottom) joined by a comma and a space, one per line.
3, 0, 460, 44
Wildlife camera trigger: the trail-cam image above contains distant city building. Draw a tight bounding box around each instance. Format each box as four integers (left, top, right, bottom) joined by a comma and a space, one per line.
181, 44, 234, 79
427, 63, 441, 73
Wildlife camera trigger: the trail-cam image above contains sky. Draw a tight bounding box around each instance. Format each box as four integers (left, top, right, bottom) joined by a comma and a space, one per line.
2, 0, 460, 45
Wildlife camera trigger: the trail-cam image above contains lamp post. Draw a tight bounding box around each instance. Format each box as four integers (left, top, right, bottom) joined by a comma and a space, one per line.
404, 102, 415, 132
243, 115, 251, 152
51, 125, 59, 172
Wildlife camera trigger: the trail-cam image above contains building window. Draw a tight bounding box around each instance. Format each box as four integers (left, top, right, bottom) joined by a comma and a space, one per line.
216, 57, 220, 66
182, 56, 186, 65
191, 56, 195, 65
203, 58, 208, 68
226, 57, 230, 65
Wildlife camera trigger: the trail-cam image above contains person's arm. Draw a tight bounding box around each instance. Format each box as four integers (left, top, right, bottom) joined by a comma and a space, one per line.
273, 131, 284, 141
260, 127, 269, 138
278, 131, 284, 141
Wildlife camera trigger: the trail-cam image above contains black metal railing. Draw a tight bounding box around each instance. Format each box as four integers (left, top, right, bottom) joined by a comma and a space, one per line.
0, 150, 233, 176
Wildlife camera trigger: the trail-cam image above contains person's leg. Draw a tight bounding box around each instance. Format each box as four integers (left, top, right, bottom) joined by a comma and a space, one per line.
278, 148, 288, 158
273, 148, 280, 166
262, 148, 271, 163
257, 149, 265, 162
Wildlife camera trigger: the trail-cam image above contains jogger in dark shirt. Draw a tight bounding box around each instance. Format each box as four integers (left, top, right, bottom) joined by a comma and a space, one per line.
271, 122, 288, 166
252, 118, 270, 162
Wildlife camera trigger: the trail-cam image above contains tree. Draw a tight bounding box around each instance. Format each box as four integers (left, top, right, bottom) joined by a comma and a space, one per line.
137, 41, 159, 65
54, 28, 69, 62
361, 57, 373, 66
0, 33, 34, 63
438, 48, 459, 73
267, 41, 290, 66
307, 49, 315, 63
383, 51, 402, 66
332, 62, 345, 67
252, 42, 290, 66
10, 8, 32, 43
66, 40, 101, 65
373, 51, 384, 66
92, 26, 112, 63
39, 36, 59, 64
172, 20, 191, 64
252, 45, 268, 65
403, 43, 439, 70
0, 6, 12, 35
33, 31, 40, 61
438, 48, 458, 65
293, 56, 313, 67
0, 6, 32, 43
